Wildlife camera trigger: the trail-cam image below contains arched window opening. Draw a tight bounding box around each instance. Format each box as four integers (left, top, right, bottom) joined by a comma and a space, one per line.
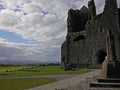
73, 35, 86, 41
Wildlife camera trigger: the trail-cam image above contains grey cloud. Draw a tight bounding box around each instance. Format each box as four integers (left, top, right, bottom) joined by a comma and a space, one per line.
0, 0, 119, 62
0, 45, 24, 59
23, 4, 43, 14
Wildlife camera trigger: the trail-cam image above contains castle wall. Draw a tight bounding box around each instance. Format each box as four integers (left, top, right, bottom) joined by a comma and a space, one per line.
67, 6, 89, 32
85, 3, 120, 65
61, 0, 120, 70
61, 41, 67, 68
118, 9, 120, 26
67, 39, 87, 67
103, 0, 120, 60
64, 32, 87, 67
86, 16, 107, 66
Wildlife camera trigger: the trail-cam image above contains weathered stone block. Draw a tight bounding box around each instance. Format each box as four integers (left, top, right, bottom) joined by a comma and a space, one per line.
102, 60, 120, 78
106, 61, 120, 78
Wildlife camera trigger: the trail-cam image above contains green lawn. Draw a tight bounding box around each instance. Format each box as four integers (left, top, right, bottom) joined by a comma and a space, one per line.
0, 66, 33, 72
0, 65, 91, 90
0, 78, 56, 90
0, 65, 91, 78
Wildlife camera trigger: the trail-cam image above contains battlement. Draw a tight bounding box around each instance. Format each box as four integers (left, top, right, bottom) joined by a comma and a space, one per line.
67, 6, 89, 32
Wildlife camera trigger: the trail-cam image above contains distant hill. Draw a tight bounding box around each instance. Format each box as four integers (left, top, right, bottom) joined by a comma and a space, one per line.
0, 60, 37, 64
0, 60, 59, 65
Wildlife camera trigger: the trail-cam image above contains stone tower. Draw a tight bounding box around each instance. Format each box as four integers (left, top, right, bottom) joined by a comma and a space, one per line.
61, 0, 120, 70
88, 0, 96, 19
103, 0, 120, 60
104, 0, 117, 10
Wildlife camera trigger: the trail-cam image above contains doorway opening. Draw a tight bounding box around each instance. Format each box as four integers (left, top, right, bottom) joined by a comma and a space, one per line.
97, 50, 107, 64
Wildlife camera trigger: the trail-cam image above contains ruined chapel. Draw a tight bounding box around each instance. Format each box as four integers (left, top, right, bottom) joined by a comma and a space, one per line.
61, 0, 120, 70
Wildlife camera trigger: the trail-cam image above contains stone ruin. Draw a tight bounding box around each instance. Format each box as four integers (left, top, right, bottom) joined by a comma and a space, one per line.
90, 30, 120, 88
61, 0, 120, 70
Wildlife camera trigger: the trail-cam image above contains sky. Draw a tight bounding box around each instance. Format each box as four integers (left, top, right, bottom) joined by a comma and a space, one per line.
0, 0, 120, 63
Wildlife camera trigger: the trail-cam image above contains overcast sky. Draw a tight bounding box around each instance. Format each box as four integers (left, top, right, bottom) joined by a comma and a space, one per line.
0, 0, 120, 63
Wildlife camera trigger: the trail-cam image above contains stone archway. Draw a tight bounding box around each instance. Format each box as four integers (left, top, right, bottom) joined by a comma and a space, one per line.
97, 50, 107, 64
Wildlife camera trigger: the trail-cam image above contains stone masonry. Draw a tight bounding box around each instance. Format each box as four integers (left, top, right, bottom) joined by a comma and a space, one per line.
61, 0, 120, 70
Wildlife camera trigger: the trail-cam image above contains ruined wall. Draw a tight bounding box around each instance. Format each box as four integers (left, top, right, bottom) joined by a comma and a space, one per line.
61, 0, 120, 70
67, 6, 89, 32
66, 31, 87, 67
118, 9, 120, 60
61, 41, 67, 68
118, 9, 120, 26
103, 0, 120, 60
88, 0, 96, 19
86, 15, 107, 66
84, 0, 120, 65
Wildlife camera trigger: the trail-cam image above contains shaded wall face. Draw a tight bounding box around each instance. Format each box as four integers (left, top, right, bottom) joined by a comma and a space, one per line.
117, 9, 120, 60
103, 0, 120, 60
66, 16, 108, 67
86, 17, 107, 65
118, 9, 120, 26
62, 0, 120, 69
61, 41, 67, 66
66, 39, 88, 68
67, 9, 89, 32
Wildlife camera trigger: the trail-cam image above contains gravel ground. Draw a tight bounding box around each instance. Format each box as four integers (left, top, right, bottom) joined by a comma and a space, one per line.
27, 69, 101, 90
67, 70, 120, 90
27, 69, 120, 90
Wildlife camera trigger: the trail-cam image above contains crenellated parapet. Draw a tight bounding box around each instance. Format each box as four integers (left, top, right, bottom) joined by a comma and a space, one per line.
67, 6, 89, 32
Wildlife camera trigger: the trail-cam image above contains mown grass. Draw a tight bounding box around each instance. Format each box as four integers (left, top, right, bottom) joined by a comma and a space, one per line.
0, 65, 92, 90
0, 66, 33, 72
0, 65, 91, 78
0, 78, 56, 90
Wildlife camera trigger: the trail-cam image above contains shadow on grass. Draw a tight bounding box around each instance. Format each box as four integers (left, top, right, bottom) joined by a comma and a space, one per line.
0, 73, 11, 75
19, 70, 39, 72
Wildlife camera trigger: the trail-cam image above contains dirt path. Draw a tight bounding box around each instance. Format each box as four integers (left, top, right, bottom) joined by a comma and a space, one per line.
27, 69, 101, 90
0, 74, 78, 80
21, 74, 78, 80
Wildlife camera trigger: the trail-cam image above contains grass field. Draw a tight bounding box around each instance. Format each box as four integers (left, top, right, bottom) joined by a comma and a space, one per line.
0, 78, 56, 90
0, 65, 91, 90
0, 65, 91, 78
0, 66, 33, 72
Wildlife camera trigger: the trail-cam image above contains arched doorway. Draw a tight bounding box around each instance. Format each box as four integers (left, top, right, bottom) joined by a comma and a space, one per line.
97, 50, 107, 64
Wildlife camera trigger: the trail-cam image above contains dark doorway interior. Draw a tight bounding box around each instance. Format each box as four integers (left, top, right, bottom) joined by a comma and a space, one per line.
97, 50, 107, 64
